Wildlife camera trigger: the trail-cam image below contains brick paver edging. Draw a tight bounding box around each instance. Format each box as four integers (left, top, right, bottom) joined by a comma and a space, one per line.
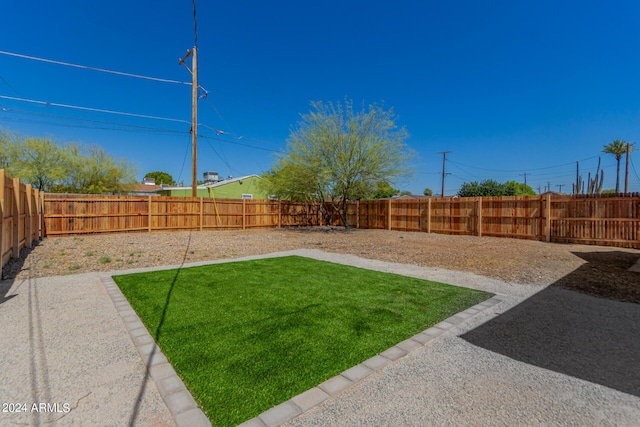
98, 264, 503, 427
98, 273, 211, 427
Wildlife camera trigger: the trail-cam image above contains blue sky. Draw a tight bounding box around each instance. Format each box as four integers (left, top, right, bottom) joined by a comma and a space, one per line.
1, 0, 640, 194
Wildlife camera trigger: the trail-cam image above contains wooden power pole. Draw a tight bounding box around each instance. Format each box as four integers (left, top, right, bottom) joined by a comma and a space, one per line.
437, 151, 451, 197
179, 47, 198, 198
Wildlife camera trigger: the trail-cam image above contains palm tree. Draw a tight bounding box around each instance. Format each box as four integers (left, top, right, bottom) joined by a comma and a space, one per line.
602, 140, 632, 193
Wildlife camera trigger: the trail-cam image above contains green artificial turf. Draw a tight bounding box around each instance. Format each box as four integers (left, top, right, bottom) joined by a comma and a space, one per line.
113, 256, 492, 426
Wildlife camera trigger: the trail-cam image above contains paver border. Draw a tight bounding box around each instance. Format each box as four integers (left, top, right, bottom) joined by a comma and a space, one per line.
99, 273, 211, 427
99, 251, 505, 427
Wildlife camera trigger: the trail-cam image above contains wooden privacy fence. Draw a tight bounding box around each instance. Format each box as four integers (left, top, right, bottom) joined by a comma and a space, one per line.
343, 195, 640, 248
1, 169, 43, 270
42, 193, 640, 249
43, 194, 321, 236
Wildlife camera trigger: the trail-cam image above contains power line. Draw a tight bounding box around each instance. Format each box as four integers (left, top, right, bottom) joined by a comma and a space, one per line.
0, 94, 190, 124
448, 156, 600, 173
192, 0, 199, 49
1, 107, 187, 133
0, 74, 20, 96
177, 136, 192, 185
0, 102, 281, 154
631, 158, 640, 186
0, 116, 188, 136
199, 134, 280, 153
0, 50, 191, 86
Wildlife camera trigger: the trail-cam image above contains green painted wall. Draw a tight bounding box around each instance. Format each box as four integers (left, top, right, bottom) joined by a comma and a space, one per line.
159, 176, 269, 199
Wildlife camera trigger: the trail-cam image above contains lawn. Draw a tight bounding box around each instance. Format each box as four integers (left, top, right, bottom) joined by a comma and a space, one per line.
113, 256, 492, 426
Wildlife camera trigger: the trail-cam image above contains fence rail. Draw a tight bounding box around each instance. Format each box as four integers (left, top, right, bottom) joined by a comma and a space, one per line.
340, 195, 640, 248
41, 193, 640, 249
43, 194, 321, 236
1, 169, 43, 271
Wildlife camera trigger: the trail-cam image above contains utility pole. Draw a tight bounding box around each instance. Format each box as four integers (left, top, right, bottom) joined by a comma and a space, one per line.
575, 161, 579, 194
556, 184, 564, 193
547, 182, 551, 192
537, 185, 541, 194
624, 142, 631, 195
519, 172, 529, 186
179, 46, 198, 198
437, 151, 451, 197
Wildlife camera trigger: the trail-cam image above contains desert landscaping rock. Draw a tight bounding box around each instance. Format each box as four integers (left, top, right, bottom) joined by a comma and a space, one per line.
4, 228, 639, 303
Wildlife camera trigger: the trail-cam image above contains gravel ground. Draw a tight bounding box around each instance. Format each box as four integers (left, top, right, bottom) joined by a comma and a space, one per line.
3, 230, 639, 426
3, 227, 639, 302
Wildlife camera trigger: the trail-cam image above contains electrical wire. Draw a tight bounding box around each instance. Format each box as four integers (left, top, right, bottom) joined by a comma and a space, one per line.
1, 107, 188, 134
198, 134, 281, 152
0, 116, 189, 135
0, 75, 20, 96
201, 95, 284, 149
448, 156, 600, 173
0, 95, 190, 124
0, 102, 282, 155
630, 158, 640, 186
192, 0, 198, 49
176, 136, 192, 185
0, 50, 191, 86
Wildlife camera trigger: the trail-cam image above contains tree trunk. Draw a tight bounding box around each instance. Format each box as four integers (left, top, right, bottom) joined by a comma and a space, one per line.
342, 199, 349, 229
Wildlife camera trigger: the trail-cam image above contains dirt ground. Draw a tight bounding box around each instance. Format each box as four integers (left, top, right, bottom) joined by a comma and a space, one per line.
3, 227, 639, 303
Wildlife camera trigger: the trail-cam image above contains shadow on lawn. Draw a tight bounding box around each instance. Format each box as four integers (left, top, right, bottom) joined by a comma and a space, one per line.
461, 250, 640, 397
128, 231, 193, 427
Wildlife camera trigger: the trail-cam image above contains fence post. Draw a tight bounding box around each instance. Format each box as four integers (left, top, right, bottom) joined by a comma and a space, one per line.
13, 177, 20, 258
427, 198, 431, 233
147, 196, 152, 232
33, 189, 39, 241
387, 199, 392, 230
25, 184, 32, 248
477, 197, 483, 237
544, 194, 551, 242
356, 200, 360, 229
40, 191, 45, 238
242, 199, 246, 230
199, 197, 203, 231
278, 200, 282, 228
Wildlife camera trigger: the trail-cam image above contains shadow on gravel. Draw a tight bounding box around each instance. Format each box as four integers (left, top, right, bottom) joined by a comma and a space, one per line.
461, 251, 640, 397
0, 278, 17, 304
127, 231, 193, 427
1, 245, 37, 281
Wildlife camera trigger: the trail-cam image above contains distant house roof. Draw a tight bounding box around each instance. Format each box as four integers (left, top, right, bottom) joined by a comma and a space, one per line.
378, 194, 431, 200
163, 174, 261, 190
121, 184, 163, 195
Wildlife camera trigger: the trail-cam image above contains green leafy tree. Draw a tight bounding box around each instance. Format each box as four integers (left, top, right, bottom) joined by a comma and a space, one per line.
265, 100, 414, 227
67, 144, 136, 194
372, 181, 399, 199
423, 188, 433, 196
261, 163, 319, 202
0, 133, 68, 191
457, 179, 517, 197
0, 130, 14, 168
144, 171, 175, 185
504, 181, 536, 196
56, 143, 136, 194
602, 140, 635, 193
1, 129, 136, 193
